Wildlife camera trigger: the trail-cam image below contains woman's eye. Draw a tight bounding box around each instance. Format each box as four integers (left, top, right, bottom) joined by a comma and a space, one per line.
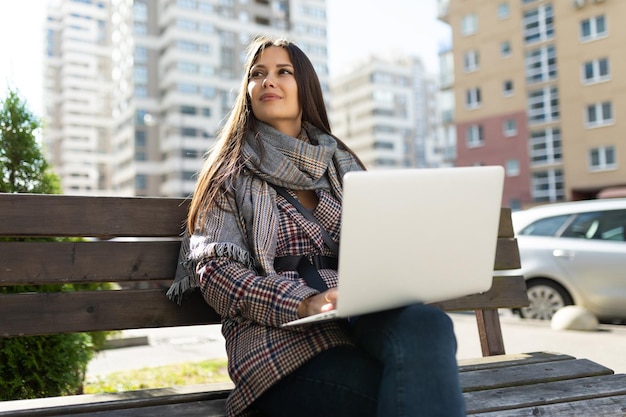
279, 69, 293, 75
250, 71, 264, 78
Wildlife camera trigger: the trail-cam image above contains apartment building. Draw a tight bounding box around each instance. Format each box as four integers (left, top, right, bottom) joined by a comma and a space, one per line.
439, 0, 626, 208
44, 0, 328, 197
330, 56, 441, 169
44, 0, 127, 195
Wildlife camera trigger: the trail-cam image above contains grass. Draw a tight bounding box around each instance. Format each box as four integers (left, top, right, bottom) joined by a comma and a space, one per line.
84, 359, 230, 394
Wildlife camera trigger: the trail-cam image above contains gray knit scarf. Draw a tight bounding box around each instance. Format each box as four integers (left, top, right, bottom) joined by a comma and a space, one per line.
166, 120, 362, 305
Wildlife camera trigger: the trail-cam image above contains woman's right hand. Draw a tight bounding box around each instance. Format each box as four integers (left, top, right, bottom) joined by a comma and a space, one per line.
297, 288, 337, 318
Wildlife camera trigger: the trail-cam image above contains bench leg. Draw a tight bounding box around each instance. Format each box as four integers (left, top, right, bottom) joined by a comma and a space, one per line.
475, 309, 505, 356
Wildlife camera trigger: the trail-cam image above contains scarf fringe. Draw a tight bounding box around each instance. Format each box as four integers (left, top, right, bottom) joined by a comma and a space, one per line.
165, 274, 194, 305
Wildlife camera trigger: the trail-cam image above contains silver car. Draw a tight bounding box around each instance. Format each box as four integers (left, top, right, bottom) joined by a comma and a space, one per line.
512, 198, 626, 323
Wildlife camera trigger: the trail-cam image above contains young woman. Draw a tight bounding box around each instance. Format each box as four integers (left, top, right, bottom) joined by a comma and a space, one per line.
167, 36, 465, 417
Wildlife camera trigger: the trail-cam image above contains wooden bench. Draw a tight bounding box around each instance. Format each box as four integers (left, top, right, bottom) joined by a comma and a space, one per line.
1, 193, 625, 416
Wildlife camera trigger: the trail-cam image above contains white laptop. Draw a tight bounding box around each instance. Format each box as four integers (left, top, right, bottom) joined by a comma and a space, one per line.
282, 166, 505, 327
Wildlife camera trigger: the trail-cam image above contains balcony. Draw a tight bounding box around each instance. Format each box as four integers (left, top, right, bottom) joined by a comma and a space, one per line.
437, 0, 450, 22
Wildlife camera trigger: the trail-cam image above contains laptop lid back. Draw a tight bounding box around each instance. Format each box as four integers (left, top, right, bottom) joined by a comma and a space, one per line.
335, 166, 505, 317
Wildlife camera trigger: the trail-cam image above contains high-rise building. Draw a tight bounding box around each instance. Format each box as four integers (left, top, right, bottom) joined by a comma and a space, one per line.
44, 0, 329, 197
330, 56, 442, 169
439, 0, 626, 208
44, 0, 125, 195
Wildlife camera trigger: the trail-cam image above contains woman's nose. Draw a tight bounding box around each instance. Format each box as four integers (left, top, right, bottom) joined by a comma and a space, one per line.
262, 75, 275, 88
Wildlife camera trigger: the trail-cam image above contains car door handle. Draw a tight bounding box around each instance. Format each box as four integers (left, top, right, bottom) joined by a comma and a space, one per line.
553, 249, 575, 259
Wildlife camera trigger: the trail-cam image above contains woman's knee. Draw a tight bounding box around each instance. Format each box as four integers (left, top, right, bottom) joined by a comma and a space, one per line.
392, 304, 453, 333
383, 304, 457, 353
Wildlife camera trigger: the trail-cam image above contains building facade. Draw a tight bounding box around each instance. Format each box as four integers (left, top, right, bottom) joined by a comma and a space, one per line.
439, 0, 626, 208
44, 0, 329, 197
44, 0, 126, 195
330, 56, 441, 169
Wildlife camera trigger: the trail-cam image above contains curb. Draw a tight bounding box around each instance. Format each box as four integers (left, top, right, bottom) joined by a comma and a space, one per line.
102, 336, 149, 350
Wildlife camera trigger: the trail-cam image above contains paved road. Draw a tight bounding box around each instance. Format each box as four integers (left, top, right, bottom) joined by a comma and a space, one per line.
87, 311, 626, 378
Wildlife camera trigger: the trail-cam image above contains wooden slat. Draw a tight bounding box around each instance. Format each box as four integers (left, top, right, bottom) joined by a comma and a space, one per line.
465, 374, 626, 415
0, 384, 231, 417
0, 276, 528, 337
0, 194, 188, 238
432, 275, 529, 311
494, 238, 520, 270
0, 240, 521, 285
460, 358, 614, 392
497, 207, 514, 238
458, 352, 575, 372
0, 290, 221, 337
0, 241, 181, 285
0, 198, 511, 239
470, 394, 626, 417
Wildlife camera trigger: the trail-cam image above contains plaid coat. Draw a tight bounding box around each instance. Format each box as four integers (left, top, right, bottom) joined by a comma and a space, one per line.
171, 122, 364, 416
196, 188, 355, 416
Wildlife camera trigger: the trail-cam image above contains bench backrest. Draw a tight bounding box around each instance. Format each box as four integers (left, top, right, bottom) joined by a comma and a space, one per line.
0, 193, 527, 355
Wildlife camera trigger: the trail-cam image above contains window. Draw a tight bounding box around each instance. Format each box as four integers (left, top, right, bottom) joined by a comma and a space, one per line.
461, 13, 478, 36
503, 80, 514, 96
465, 87, 481, 109
373, 141, 394, 150
180, 105, 197, 115
177, 0, 196, 9
582, 58, 610, 84
134, 67, 148, 83
135, 130, 147, 147
133, 23, 147, 36
178, 61, 198, 73
506, 159, 520, 177
523, 4, 554, 44
463, 50, 480, 72
134, 86, 147, 98
589, 146, 616, 171
520, 215, 570, 237
503, 119, 517, 137
585, 101, 613, 127
181, 127, 198, 137
135, 174, 147, 190
526, 45, 557, 84
500, 41, 511, 57
580, 15, 607, 41
498, 2, 510, 19
530, 128, 562, 166
178, 83, 197, 94
562, 210, 626, 241
532, 169, 564, 203
463, 49, 480, 72
466, 125, 484, 148
177, 18, 196, 31
528, 87, 559, 124
134, 47, 148, 63
373, 90, 393, 104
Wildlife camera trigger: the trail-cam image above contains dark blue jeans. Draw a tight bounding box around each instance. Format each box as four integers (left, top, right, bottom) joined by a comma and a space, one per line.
253, 304, 466, 417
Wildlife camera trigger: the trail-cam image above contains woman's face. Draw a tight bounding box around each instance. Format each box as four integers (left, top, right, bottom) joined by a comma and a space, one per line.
247, 46, 302, 137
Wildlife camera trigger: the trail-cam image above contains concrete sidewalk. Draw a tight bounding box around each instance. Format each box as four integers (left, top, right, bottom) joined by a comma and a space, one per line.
87, 312, 626, 378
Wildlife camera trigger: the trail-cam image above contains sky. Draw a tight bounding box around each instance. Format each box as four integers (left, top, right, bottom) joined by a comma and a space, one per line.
0, 0, 450, 117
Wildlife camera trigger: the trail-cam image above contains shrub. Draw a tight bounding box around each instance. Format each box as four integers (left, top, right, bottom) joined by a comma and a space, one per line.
0, 88, 113, 400
0, 333, 94, 400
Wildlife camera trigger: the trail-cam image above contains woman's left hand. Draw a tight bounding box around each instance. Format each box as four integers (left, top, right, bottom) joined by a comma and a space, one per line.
297, 288, 337, 318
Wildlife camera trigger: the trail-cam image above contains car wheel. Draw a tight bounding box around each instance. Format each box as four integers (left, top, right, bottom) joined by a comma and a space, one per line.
518, 279, 573, 320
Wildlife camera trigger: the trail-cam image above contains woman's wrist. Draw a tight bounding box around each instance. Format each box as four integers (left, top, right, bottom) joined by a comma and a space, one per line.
297, 297, 311, 318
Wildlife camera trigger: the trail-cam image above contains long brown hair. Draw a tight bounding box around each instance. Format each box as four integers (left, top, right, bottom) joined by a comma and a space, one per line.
187, 36, 362, 231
